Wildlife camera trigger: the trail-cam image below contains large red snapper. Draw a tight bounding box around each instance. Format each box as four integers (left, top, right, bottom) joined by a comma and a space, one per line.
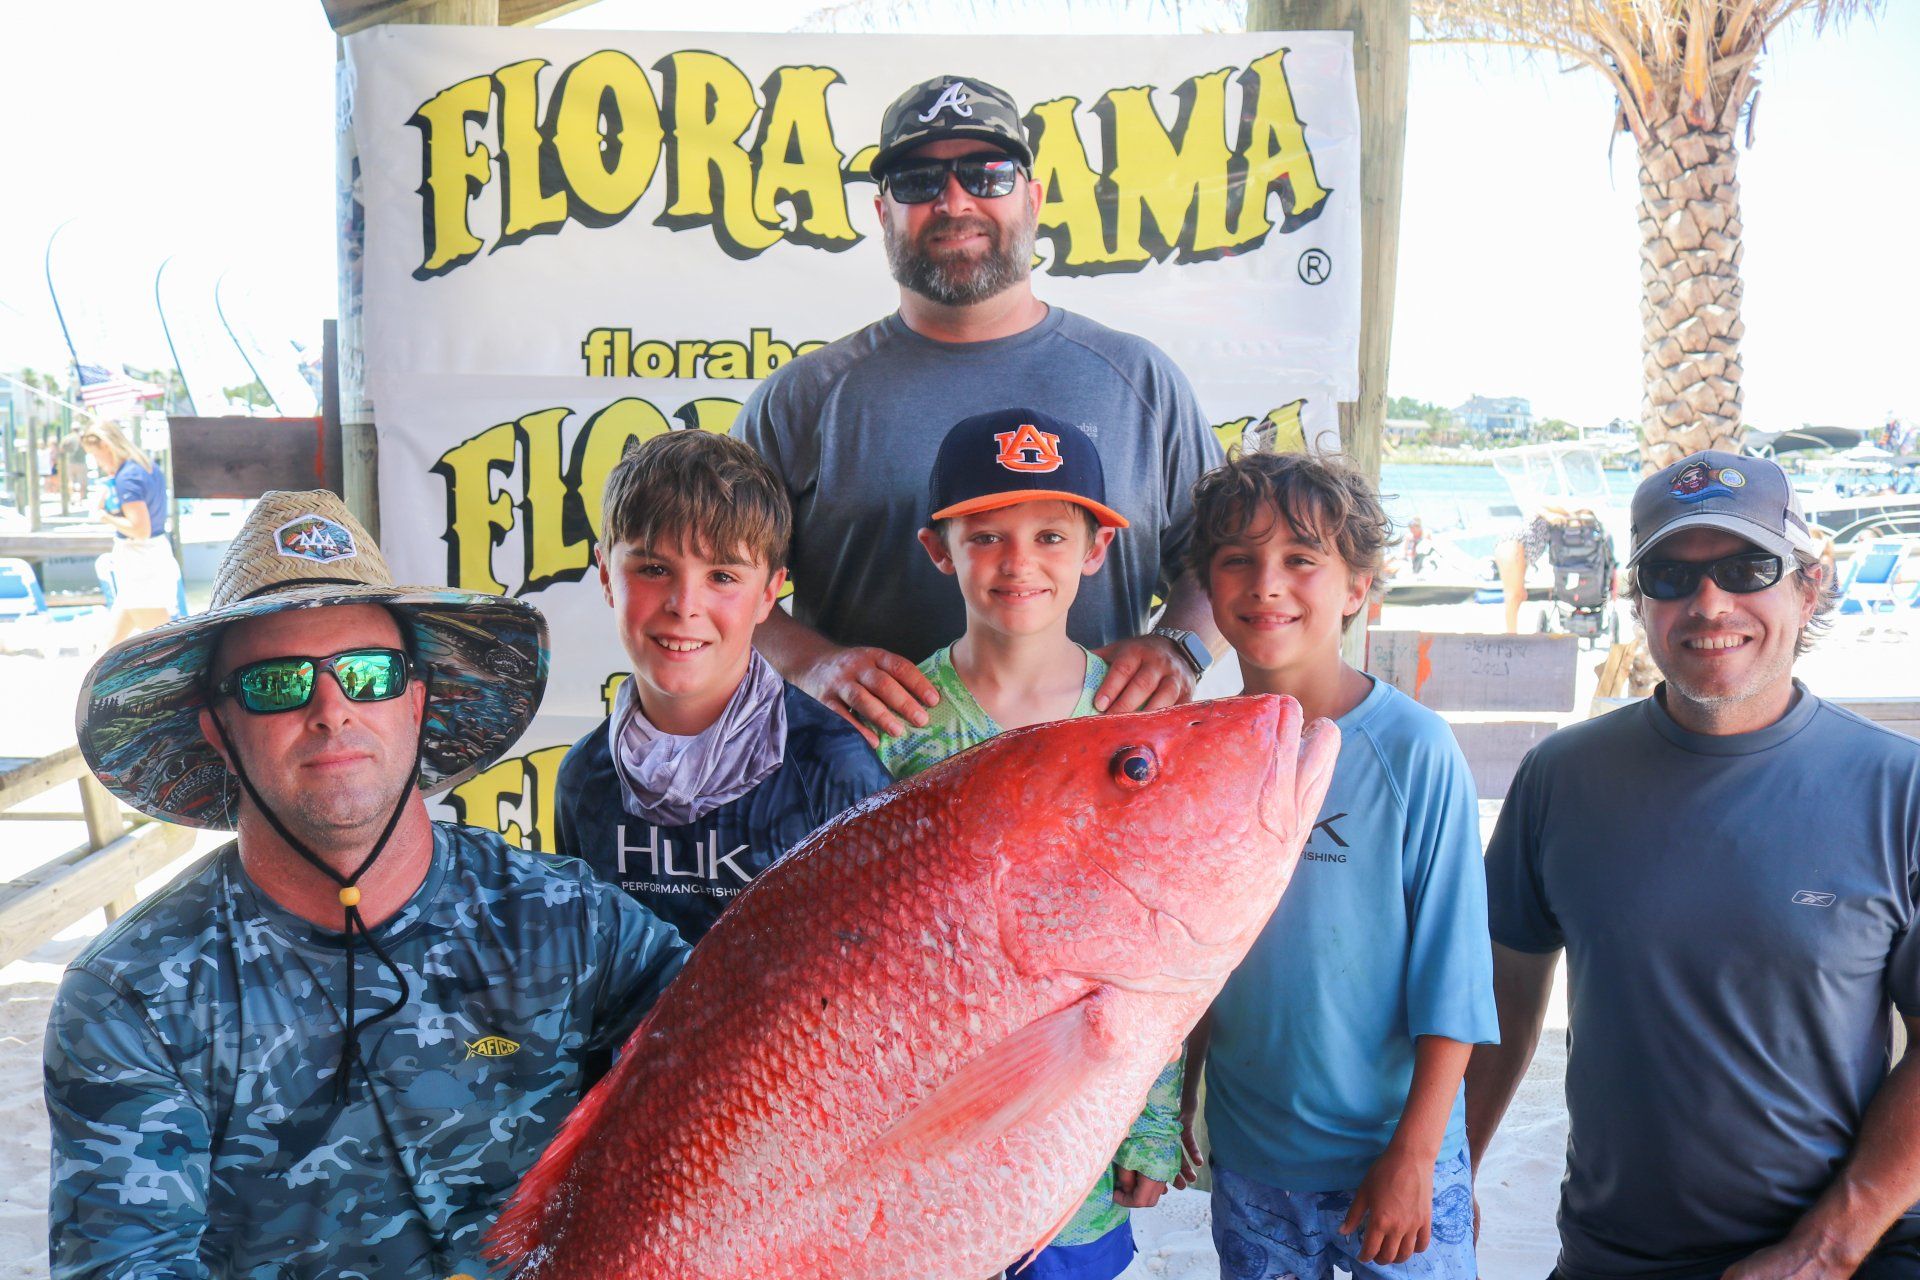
487, 694, 1337, 1278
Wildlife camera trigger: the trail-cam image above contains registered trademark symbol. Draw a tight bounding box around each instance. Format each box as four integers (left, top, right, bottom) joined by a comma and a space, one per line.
1298, 248, 1331, 285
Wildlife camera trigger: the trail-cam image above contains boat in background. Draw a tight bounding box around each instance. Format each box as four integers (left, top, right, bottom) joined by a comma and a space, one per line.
1385, 442, 1629, 605
1746, 427, 1920, 545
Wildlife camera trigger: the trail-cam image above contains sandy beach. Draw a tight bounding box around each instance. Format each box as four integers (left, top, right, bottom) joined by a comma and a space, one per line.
3, 595, 1912, 1280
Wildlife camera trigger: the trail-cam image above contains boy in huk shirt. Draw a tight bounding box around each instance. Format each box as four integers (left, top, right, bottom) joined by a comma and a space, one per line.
1177, 450, 1498, 1279
555, 429, 891, 945
879, 407, 1182, 1280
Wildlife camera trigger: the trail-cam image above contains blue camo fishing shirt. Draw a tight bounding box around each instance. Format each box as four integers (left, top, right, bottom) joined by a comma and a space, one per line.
43, 822, 689, 1280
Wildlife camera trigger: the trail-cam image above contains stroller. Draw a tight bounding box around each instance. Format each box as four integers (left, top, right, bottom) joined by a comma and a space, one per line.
1538, 509, 1618, 647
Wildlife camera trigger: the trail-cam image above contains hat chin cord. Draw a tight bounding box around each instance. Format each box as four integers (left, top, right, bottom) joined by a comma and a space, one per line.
206, 697, 431, 1102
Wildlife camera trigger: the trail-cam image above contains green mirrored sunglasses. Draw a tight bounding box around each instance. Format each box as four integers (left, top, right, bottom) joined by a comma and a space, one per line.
213, 647, 412, 714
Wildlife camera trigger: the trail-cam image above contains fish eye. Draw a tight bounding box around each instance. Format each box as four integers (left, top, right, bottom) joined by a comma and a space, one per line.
1112, 745, 1158, 789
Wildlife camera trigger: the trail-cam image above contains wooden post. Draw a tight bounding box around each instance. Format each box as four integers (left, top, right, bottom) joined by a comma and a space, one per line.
1245, 0, 1410, 487
25, 416, 42, 531
78, 775, 135, 920
1249, 0, 1409, 668
333, 1, 500, 540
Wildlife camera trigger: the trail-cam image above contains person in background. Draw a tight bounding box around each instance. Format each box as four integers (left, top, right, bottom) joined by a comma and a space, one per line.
78, 418, 181, 643
1490, 504, 1572, 634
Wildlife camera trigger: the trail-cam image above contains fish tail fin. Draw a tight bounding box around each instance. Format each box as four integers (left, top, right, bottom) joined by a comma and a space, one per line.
482, 1051, 626, 1270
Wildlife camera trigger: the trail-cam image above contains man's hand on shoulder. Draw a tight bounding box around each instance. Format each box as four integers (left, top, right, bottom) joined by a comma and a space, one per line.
1093, 634, 1195, 714
800, 646, 939, 748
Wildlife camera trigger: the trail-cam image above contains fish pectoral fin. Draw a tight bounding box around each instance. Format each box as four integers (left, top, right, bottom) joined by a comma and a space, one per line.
866, 989, 1114, 1165
1013, 1192, 1087, 1268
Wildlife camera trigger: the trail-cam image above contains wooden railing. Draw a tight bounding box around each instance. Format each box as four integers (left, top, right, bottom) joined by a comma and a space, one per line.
0, 746, 198, 968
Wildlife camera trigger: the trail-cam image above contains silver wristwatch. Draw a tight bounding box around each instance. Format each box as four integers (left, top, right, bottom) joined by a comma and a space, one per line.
1151, 626, 1212, 675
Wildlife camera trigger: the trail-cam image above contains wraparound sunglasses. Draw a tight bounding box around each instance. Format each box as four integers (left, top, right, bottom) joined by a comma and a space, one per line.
1635, 551, 1789, 602
880, 154, 1025, 204
211, 647, 412, 714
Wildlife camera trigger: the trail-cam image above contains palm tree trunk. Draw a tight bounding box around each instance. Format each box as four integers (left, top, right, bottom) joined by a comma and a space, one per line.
1637, 112, 1745, 471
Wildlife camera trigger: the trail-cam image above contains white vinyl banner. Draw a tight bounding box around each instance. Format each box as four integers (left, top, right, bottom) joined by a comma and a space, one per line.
346, 26, 1359, 848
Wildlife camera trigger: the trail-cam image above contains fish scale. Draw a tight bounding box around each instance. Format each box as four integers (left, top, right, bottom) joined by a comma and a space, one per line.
488, 694, 1338, 1278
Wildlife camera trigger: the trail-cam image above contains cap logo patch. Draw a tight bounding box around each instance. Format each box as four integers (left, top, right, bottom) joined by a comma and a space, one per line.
274, 514, 358, 563
994, 423, 1064, 473
1668, 461, 1740, 504
918, 82, 975, 122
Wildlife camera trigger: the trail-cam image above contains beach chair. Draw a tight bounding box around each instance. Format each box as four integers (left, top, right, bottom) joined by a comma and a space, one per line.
0, 557, 47, 619
1839, 541, 1908, 615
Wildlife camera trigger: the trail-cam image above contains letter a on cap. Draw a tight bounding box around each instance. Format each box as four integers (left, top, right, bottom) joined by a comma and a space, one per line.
994, 423, 1064, 473
918, 82, 975, 122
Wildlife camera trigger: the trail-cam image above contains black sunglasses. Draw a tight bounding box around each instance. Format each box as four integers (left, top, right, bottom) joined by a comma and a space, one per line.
212, 647, 412, 714
881, 154, 1025, 205
1635, 551, 1788, 602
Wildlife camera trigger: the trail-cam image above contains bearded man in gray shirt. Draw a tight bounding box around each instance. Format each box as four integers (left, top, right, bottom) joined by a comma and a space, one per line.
1468, 451, 1920, 1279
733, 74, 1224, 746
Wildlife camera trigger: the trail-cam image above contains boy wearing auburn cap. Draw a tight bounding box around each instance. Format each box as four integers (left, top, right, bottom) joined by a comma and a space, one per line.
881, 406, 1181, 1280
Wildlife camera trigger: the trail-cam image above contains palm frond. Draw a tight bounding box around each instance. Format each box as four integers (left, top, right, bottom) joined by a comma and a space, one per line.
1412, 0, 1882, 132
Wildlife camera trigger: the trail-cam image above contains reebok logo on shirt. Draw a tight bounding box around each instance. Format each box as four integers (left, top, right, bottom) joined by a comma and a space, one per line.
1790, 890, 1836, 907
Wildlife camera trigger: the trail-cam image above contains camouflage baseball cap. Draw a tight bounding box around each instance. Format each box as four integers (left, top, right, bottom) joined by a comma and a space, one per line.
75, 489, 549, 829
873, 74, 1033, 177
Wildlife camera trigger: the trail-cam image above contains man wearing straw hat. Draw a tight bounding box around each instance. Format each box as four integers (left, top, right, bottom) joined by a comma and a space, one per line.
45, 491, 689, 1279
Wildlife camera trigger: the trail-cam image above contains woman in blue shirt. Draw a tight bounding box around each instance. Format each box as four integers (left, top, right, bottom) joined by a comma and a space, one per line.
80, 419, 180, 643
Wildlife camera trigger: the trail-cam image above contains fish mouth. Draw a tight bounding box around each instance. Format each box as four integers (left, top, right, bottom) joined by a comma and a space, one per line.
1256, 708, 1295, 842
1257, 697, 1329, 846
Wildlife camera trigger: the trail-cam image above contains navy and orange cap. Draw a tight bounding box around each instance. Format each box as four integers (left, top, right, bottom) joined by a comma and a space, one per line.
928, 407, 1129, 529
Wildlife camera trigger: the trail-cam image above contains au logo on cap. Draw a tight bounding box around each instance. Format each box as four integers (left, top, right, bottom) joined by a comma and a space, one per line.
274, 515, 358, 563
994, 423, 1064, 473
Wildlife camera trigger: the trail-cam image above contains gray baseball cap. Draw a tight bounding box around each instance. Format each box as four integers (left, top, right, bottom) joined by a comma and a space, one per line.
1626, 450, 1821, 567
873, 74, 1034, 177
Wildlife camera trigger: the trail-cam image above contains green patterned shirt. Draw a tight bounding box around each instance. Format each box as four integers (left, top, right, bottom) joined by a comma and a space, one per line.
877, 645, 1185, 1247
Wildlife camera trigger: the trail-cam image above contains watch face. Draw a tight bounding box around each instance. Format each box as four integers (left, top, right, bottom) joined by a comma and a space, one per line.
1181, 632, 1211, 671
1158, 628, 1208, 672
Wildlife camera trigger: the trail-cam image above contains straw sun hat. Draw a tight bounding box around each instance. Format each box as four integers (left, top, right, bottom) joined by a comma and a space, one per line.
75, 490, 548, 829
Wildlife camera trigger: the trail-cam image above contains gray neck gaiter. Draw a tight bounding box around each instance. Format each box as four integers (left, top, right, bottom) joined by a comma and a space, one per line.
610, 650, 787, 827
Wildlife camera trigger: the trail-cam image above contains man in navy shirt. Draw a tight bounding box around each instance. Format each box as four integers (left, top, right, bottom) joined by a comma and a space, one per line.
1468, 452, 1920, 1278
555, 430, 889, 944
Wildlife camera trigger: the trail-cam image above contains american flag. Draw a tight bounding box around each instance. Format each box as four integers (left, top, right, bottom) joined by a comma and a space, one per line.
76, 363, 162, 420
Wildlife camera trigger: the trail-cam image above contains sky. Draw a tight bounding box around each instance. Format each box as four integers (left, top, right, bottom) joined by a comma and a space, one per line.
0, 0, 1913, 431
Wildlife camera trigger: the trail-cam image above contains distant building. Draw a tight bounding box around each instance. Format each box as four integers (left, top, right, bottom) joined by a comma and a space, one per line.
1385, 417, 1427, 446
1455, 394, 1534, 439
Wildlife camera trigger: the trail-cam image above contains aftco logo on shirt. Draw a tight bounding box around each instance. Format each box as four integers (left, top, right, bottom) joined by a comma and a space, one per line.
1790, 890, 1836, 907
